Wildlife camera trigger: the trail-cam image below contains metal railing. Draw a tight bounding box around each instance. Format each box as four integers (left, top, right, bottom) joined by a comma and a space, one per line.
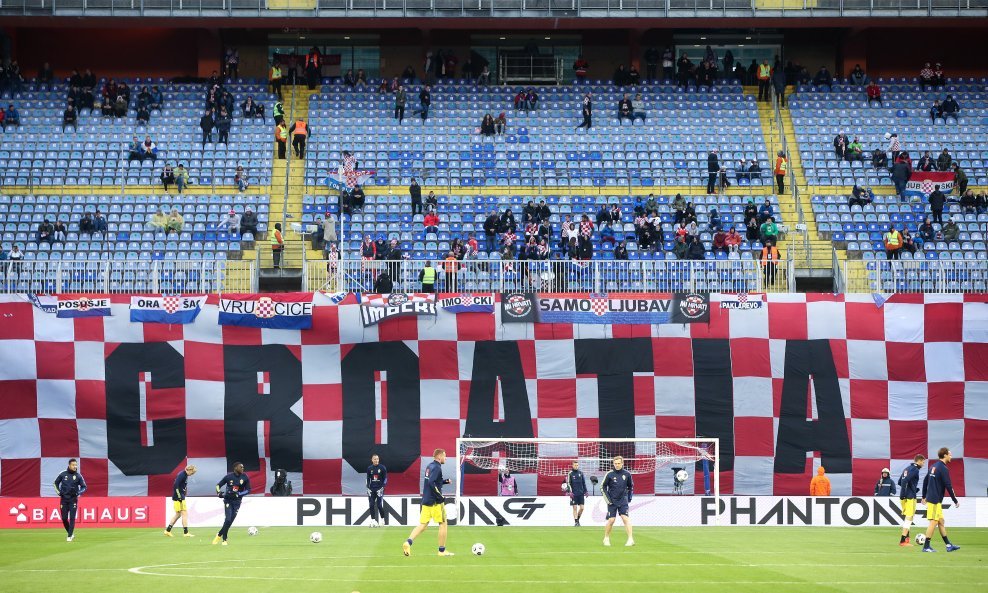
1, 0, 985, 16
842, 259, 988, 293
498, 55, 562, 85
0, 259, 256, 293
305, 257, 795, 293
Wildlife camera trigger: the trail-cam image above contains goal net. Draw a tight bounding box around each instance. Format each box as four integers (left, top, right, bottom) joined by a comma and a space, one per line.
455, 438, 719, 524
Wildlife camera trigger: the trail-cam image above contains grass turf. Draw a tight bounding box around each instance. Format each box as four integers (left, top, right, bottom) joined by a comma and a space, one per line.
0, 526, 985, 592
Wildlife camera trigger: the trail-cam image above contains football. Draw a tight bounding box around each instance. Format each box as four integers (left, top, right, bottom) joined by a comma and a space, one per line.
915, 534, 926, 546
675, 469, 689, 483
471, 543, 486, 556
247, 526, 258, 536
310, 531, 323, 543
561, 482, 570, 492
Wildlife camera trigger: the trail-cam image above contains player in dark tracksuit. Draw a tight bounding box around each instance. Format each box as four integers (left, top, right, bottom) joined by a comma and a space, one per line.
213, 462, 251, 545
602, 456, 634, 547
367, 454, 388, 524
920, 447, 960, 552
165, 464, 198, 537
897, 454, 925, 546
53, 458, 87, 541
567, 460, 589, 526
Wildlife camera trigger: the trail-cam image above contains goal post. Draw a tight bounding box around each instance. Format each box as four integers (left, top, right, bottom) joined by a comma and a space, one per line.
454, 437, 719, 525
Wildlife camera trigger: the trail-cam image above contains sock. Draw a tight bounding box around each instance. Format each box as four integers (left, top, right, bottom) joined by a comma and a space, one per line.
166, 524, 173, 532
924, 538, 932, 549
406, 539, 413, 546
942, 536, 951, 545
900, 535, 907, 543
183, 527, 188, 534
439, 546, 445, 553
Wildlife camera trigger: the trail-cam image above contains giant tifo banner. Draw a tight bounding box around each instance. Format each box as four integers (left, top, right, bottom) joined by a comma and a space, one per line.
0, 293, 986, 499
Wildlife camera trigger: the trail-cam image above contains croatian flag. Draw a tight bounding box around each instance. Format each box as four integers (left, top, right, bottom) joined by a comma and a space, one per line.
130, 295, 206, 324
218, 293, 314, 329
56, 296, 112, 318
325, 153, 376, 191
904, 171, 954, 199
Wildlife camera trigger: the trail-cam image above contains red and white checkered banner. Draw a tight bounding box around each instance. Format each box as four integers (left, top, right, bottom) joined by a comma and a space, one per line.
904, 171, 955, 199
0, 293, 986, 498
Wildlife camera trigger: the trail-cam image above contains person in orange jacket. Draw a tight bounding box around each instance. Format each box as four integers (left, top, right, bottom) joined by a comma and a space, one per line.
809, 466, 831, 496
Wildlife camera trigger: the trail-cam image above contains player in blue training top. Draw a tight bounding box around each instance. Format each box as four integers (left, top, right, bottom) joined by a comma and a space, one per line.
403, 448, 453, 557
165, 464, 197, 538
602, 455, 634, 547
53, 458, 87, 542
567, 460, 589, 526
367, 454, 388, 525
212, 462, 251, 546
897, 454, 925, 546
920, 447, 960, 552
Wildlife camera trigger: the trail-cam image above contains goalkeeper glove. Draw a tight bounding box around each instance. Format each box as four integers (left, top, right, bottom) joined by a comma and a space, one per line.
366, 488, 372, 497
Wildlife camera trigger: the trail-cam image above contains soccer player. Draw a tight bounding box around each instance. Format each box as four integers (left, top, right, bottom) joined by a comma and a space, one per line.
165, 464, 197, 537
567, 460, 588, 526
920, 447, 960, 553
367, 454, 388, 525
212, 462, 251, 546
602, 455, 634, 547
403, 448, 453, 557
53, 458, 87, 542
897, 454, 925, 546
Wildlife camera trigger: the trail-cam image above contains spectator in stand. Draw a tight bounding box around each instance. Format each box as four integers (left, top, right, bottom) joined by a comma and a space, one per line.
4, 104, 20, 129
662, 47, 674, 80
706, 149, 720, 194
884, 225, 903, 260
150, 86, 163, 110
241, 96, 262, 119
772, 65, 787, 107
573, 55, 589, 80
891, 158, 911, 201
480, 113, 495, 137
758, 198, 774, 224
847, 137, 864, 161
36, 218, 54, 245
93, 210, 107, 234
942, 217, 959, 242
600, 223, 615, 246
200, 110, 214, 147
928, 185, 947, 224
735, 159, 749, 184
743, 198, 758, 226
79, 212, 94, 235
959, 190, 976, 214
849, 184, 874, 208
234, 165, 249, 193
919, 63, 935, 91
724, 227, 742, 253
976, 192, 988, 215
576, 92, 592, 130
614, 241, 628, 260
918, 217, 935, 246
54, 220, 67, 242
712, 229, 728, 255
393, 84, 407, 124
937, 148, 953, 171
423, 209, 439, 234
127, 136, 143, 162
409, 178, 423, 214
513, 88, 526, 112
866, 81, 882, 106
687, 237, 706, 260
933, 63, 945, 88
953, 163, 968, 196
526, 88, 539, 111
760, 217, 779, 245
225, 47, 240, 79
141, 136, 158, 161
918, 150, 934, 172
578, 214, 594, 259
215, 108, 231, 145
424, 190, 437, 211
941, 95, 960, 122
417, 85, 431, 123
166, 208, 185, 235
240, 207, 258, 238
617, 94, 633, 125
631, 93, 646, 124
812, 65, 833, 91
477, 65, 490, 85
673, 235, 688, 259
174, 164, 189, 193
495, 112, 506, 135
483, 209, 499, 250
160, 164, 175, 192
628, 65, 641, 86
833, 131, 848, 160
848, 64, 867, 86
0, 106, 8, 131
222, 210, 241, 235
872, 148, 888, 169
708, 207, 722, 232
351, 185, 366, 211
305, 47, 322, 90
499, 208, 517, 233
113, 95, 128, 118
810, 467, 831, 496
62, 105, 78, 133
149, 207, 167, 230
929, 99, 943, 124
136, 103, 151, 125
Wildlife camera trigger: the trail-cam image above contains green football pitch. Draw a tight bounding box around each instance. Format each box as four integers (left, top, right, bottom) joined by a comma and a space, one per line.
0, 526, 985, 593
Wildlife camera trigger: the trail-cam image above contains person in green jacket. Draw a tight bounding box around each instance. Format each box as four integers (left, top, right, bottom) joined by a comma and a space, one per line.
759, 216, 779, 244
394, 86, 407, 124
644, 193, 658, 213
953, 163, 968, 195
673, 235, 688, 260
272, 101, 285, 126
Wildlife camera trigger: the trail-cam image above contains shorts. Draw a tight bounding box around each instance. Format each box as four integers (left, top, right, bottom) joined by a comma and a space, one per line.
900, 498, 916, 517
570, 494, 586, 506
606, 502, 629, 519
419, 503, 446, 525
926, 502, 943, 522
172, 499, 188, 512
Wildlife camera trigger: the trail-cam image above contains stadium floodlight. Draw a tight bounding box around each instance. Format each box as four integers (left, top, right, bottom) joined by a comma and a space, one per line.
456, 437, 719, 524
